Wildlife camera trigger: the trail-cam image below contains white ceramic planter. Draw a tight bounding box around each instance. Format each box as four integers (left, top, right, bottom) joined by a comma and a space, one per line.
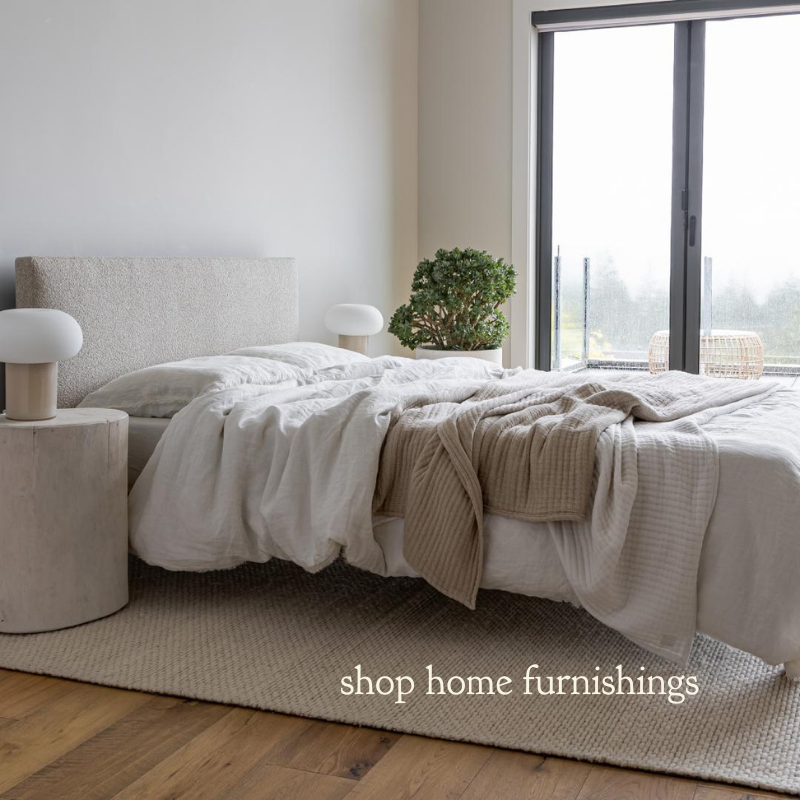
415, 347, 503, 365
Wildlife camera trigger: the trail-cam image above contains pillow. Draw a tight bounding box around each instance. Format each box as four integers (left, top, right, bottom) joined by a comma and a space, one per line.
229, 342, 370, 370
78, 354, 306, 418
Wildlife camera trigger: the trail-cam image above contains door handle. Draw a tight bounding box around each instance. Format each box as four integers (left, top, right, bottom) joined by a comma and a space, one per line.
688, 215, 697, 247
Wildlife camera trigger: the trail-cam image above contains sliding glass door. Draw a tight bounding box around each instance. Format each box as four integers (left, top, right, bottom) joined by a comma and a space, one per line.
550, 25, 673, 371
700, 14, 800, 378
535, 2, 800, 380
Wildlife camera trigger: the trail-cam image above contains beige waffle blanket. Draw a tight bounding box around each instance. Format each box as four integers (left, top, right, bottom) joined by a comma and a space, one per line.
374, 371, 776, 608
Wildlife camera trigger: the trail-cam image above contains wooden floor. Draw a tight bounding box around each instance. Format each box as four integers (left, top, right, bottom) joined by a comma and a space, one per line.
0, 669, 792, 800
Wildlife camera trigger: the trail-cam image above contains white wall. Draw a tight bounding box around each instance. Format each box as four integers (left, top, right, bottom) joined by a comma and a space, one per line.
0, 0, 419, 360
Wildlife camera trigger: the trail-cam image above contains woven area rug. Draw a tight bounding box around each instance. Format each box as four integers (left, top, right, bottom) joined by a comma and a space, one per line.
1, 558, 799, 796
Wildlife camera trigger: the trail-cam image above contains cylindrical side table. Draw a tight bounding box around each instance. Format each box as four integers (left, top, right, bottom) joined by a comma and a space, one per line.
0, 408, 129, 633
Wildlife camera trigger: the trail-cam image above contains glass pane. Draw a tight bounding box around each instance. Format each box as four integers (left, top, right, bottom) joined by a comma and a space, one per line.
551, 25, 674, 372
702, 15, 800, 381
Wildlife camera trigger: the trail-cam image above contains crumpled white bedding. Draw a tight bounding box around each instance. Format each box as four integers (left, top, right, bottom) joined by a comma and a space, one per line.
130, 358, 511, 574
128, 355, 786, 665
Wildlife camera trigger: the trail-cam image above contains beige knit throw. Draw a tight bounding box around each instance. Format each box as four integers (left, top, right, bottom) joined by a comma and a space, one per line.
373, 371, 772, 608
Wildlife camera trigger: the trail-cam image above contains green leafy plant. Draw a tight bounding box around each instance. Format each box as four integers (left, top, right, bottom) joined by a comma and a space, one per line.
389, 248, 517, 351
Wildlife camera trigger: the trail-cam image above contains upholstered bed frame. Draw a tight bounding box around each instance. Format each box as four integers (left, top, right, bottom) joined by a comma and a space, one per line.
15, 256, 299, 408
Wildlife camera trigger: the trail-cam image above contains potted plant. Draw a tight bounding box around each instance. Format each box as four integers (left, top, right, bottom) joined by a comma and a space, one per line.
389, 247, 516, 363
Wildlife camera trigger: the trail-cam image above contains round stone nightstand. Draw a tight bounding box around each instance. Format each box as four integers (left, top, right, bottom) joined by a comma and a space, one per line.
0, 408, 129, 633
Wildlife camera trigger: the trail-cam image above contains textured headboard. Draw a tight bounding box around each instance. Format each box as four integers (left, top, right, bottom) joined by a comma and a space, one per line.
16, 256, 298, 407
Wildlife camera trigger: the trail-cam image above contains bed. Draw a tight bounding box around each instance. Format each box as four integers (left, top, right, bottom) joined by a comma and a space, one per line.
15, 255, 800, 677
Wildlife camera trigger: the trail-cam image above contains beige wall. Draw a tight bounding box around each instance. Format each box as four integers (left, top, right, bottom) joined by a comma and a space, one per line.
0, 0, 418, 358
418, 0, 514, 264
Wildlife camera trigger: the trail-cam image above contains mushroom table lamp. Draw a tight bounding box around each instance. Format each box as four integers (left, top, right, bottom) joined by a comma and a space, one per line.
324, 304, 384, 356
0, 309, 83, 421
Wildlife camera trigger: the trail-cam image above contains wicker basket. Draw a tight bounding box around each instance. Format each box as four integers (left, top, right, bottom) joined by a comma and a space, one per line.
648, 330, 764, 380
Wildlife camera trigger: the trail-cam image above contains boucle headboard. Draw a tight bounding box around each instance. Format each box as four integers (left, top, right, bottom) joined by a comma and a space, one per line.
15, 256, 298, 408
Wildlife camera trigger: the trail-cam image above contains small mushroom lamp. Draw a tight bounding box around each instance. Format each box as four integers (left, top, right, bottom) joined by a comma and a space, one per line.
0, 309, 83, 420
324, 304, 384, 356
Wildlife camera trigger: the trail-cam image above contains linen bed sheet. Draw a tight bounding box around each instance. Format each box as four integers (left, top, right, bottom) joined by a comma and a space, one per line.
129, 417, 171, 487
125, 376, 800, 667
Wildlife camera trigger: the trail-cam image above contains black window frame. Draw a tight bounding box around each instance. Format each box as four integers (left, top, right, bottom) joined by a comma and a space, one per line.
533, 0, 800, 372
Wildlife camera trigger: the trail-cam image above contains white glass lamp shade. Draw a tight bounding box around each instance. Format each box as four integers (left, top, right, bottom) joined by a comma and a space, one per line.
0, 308, 83, 364
324, 304, 384, 336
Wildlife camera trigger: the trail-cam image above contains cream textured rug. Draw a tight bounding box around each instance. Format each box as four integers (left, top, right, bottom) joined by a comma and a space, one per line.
1, 558, 799, 796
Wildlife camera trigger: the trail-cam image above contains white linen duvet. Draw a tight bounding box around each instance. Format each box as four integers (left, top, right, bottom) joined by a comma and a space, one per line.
100, 345, 800, 667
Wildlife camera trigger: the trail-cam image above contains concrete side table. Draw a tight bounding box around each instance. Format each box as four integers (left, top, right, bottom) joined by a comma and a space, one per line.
0, 408, 129, 633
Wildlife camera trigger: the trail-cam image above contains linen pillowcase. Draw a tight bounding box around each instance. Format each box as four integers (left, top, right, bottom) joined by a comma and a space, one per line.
78, 354, 306, 418
229, 342, 370, 370
78, 343, 370, 418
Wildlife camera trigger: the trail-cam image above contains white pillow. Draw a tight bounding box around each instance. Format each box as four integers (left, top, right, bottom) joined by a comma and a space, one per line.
78, 343, 370, 418
230, 342, 370, 370
78, 354, 306, 418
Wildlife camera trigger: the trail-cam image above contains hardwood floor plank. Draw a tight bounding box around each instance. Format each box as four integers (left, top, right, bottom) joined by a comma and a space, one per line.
0, 672, 79, 720
263, 718, 400, 780
225, 764, 354, 800
110, 707, 315, 799
694, 784, 795, 799
0, 682, 148, 794
346, 734, 493, 800
0, 675, 795, 800
461, 751, 592, 800
3, 695, 230, 800
577, 765, 697, 800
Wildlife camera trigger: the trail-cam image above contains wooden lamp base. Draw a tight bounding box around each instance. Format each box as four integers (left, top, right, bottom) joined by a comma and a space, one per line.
5, 362, 59, 421
338, 335, 369, 356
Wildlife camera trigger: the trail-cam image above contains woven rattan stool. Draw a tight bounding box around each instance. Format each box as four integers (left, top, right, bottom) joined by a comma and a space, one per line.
648, 330, 764, 379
